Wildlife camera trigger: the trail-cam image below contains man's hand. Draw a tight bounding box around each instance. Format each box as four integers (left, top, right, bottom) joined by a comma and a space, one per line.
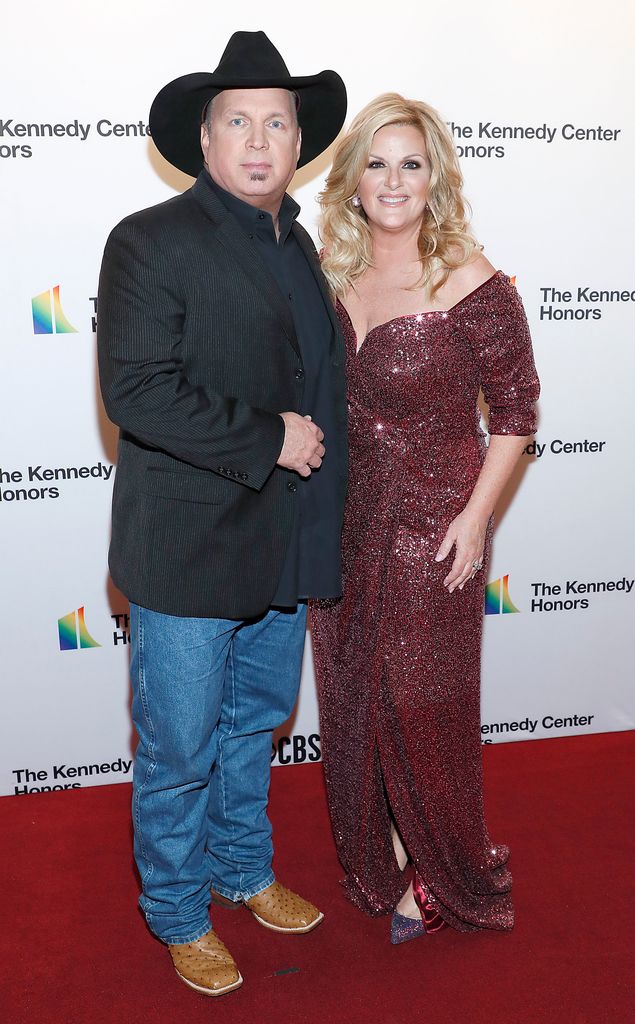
277, 413, 325, 478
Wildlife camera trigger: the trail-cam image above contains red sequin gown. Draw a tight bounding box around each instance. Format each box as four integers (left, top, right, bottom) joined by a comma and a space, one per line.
311, 272, 540, 931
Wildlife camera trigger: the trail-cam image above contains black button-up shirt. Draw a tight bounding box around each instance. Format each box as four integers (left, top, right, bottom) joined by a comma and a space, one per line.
208, 174, 342, 606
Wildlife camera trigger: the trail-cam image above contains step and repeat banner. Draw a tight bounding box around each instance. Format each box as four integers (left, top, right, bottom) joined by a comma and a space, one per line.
1, 2, 633, 795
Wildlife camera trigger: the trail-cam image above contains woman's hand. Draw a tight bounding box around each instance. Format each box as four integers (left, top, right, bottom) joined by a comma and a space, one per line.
434, 436, 530, 592
435, 510, 488, 593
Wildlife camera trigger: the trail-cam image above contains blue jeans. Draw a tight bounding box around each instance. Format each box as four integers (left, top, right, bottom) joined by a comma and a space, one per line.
129, 601, 307, 945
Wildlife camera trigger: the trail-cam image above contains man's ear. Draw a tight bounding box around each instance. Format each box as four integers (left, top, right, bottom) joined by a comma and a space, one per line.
200, 123, 210, 160
296, 126, 302, 160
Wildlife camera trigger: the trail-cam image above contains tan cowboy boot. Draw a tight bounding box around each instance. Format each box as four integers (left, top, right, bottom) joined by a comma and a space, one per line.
168, 928, 243, 996
245, 881, 324, 933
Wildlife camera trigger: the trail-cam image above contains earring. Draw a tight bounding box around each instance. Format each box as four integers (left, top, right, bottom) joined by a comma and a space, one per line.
351, 195, 362, 208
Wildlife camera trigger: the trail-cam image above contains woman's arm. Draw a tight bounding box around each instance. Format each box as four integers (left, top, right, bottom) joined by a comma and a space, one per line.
435, 435, 528, 592
435, 271, 540, 592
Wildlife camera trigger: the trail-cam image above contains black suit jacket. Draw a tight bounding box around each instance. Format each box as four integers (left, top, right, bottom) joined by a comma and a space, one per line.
97, 171, 347, 618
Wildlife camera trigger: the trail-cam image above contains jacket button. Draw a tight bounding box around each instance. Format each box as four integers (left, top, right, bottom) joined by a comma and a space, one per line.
287, 481, 297, 493
295, 368, 304, 380
217, 466, 225, 473
241, 472, 248, 481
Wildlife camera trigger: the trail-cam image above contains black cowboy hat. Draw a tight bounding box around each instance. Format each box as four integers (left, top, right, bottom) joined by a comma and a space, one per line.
149, 31, 347, 177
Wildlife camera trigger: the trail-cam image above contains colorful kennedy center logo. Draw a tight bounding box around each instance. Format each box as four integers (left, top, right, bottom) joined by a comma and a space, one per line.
32, 285, 77, 334
485, 574, 520, 615
58, 607, 101, 651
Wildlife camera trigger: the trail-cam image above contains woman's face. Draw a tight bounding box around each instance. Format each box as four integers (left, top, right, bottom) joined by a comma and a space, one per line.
356, 124, 431, 234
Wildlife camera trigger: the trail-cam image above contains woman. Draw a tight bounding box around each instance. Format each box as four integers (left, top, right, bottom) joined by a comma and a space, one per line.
311, 94, 540, 942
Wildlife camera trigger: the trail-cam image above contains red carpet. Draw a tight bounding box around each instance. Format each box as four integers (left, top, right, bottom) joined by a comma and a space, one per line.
1, 732, 633, 1024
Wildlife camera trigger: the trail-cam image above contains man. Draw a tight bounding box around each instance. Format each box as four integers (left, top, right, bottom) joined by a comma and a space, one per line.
97, 31, 347, 996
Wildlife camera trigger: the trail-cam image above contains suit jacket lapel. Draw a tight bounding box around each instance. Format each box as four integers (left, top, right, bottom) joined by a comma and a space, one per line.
191, 175, 300, 357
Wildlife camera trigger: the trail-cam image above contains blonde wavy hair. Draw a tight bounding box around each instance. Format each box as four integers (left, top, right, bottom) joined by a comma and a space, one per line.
319, 93, 480, 297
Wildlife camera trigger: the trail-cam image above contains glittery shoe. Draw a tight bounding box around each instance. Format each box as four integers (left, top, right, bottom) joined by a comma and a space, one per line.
168, 929, 243, 996
390, 910, 427, 944
245, 881, 324, 933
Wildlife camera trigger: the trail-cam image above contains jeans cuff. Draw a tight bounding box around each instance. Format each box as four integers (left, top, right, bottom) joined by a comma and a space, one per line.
151, 920, 212, 946
211, 869, 275, 903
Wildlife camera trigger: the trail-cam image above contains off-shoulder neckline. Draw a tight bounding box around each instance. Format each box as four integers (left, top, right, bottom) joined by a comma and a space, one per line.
338, 270, 505, 355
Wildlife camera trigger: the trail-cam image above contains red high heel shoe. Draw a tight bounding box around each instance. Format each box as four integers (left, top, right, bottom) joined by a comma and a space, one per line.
412, 874, 447, 934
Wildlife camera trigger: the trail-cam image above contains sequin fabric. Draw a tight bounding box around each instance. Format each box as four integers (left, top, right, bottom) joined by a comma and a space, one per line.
311, 272, 540, 932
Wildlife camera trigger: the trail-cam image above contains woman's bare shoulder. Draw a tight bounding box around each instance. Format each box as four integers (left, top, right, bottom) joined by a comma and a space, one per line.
452, 252, 497, 290
439, 252, 497, 307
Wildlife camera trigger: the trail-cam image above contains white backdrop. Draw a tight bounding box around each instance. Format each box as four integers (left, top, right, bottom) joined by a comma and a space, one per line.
1, 1, 633, 795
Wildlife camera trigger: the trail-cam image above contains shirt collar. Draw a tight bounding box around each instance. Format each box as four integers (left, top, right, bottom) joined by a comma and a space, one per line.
205, 169, 300, 244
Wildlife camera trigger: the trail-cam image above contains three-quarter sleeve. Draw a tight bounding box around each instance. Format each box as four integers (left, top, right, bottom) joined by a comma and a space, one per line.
468, 274, 540, 436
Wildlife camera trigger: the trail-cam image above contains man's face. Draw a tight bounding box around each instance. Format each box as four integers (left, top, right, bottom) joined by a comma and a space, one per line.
201, 88, 301, 214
